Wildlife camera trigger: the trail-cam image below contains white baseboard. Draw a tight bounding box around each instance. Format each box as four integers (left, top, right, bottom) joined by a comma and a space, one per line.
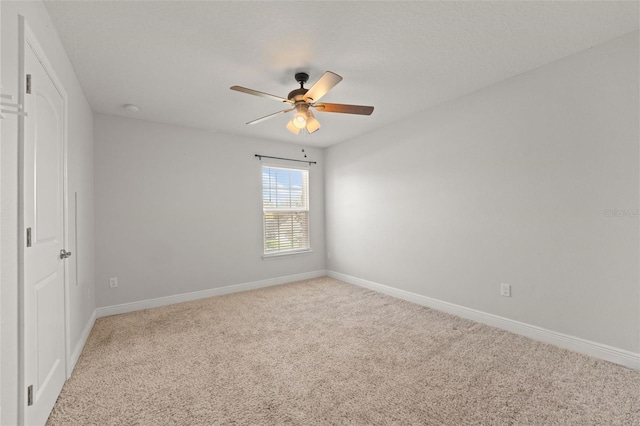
96, 270, 327, 318
327, 270, 640, 371
68, 309, 96, 378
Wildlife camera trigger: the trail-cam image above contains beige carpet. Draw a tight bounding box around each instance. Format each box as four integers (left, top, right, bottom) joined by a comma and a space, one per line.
48, 277, 639, 425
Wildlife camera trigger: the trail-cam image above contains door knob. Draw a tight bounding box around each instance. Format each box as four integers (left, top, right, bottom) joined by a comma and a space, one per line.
60, 249, 72, 259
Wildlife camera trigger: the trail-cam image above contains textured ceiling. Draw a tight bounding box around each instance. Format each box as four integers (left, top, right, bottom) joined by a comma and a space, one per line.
45, 1, 639, 148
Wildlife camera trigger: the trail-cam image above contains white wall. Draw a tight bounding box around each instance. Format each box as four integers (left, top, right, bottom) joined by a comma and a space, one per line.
94, 114, 325, 308
1, 2, 95, 424
326, 33, 639, 354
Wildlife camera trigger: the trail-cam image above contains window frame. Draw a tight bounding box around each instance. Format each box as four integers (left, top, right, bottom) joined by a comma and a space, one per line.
260, 162, 312, 259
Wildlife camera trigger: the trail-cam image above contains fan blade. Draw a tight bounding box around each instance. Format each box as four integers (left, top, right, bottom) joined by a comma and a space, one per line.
246, 108, 293, 125
304, 71, 343, 103
230, 86, 293, 104
314, 103, 374, 115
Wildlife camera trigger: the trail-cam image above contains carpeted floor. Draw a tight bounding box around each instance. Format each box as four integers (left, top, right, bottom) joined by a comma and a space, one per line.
47, 276, 639, 425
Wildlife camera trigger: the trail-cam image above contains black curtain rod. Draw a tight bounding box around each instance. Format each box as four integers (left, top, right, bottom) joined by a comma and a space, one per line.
255, 154, 317, 165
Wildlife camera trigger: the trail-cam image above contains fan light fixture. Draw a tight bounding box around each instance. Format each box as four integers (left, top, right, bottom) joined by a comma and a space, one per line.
292, 105, 308, 129
288, 106, 320, 135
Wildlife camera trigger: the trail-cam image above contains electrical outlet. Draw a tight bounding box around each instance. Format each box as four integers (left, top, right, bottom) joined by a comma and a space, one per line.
109, 277, 118, 288
500, 283, 511, 297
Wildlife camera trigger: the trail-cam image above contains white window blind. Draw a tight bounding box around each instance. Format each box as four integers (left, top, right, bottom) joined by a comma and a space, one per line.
262, 165, 310, 255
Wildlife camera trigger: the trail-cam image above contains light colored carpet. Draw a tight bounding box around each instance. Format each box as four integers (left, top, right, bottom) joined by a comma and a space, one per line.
48, 277, 639, 425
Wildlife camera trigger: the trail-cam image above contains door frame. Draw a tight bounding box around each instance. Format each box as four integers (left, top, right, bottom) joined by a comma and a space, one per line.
0, 3, 3, 421
17, 16, 70, 424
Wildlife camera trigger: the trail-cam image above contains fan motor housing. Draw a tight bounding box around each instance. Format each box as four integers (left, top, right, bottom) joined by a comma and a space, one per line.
288, 88, 308, 102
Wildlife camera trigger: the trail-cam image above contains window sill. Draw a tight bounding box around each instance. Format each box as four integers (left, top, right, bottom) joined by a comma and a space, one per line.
262, 249, 313, 260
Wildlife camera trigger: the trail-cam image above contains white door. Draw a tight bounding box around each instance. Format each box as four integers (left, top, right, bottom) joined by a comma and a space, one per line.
22, 31, 68, 426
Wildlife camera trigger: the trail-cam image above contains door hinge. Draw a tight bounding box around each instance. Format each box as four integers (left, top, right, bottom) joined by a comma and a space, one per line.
27, 385, 33, 406
26, 227, 32, 247
26, 74, 32, 94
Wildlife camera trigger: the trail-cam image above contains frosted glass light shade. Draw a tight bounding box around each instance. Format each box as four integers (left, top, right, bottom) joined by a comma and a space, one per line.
286, 120, 301, 134
306, 111, 320, 134
293, 111, 307, 129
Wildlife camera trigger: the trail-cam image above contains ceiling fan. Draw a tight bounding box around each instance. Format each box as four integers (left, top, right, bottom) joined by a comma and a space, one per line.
230, 71, 374, 135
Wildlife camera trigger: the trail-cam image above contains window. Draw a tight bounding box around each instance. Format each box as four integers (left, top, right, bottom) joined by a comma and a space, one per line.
262, 165, 310, 255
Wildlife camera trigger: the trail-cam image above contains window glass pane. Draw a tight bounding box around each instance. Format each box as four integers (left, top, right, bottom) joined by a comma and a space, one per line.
264, 212, 309, 253
262, 166, 308, 210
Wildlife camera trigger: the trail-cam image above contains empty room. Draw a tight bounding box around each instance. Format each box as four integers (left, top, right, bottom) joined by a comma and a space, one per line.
1, 1, 639, 425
